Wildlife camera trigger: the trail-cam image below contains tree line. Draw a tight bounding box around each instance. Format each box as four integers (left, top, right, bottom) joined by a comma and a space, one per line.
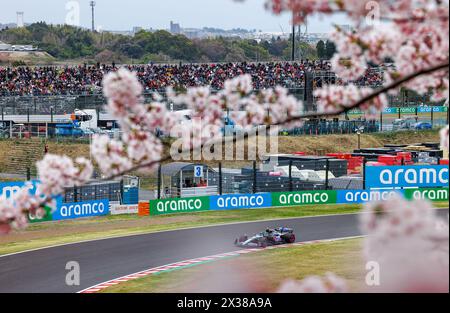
0, 22, 337, 64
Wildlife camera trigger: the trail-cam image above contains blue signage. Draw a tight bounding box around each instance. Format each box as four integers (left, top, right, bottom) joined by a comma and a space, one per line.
194, 165, 204, 178
0, 181, 38, 200
365, 165, 449, 189
337, 189, 405, 204
210, 193, 272, 210
52, 199, 110, 221
417, 106, 447, 113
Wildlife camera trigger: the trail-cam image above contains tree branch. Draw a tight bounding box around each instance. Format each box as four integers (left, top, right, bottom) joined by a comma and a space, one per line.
86, 61, 450, 182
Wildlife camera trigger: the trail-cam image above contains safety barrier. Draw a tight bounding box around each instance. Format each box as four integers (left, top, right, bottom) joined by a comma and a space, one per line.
144, 187, 449, 216
2, 181, 448, 222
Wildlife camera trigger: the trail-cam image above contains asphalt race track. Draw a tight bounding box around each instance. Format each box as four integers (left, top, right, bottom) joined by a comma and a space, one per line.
0, 210, 448, 293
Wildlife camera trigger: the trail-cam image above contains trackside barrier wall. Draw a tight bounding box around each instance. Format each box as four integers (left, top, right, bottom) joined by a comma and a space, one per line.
27, 198, 110, 222
146, 188, 449, 216
347, 106, 448, 115
0, 182, 110, 223
2, 182, 448, 221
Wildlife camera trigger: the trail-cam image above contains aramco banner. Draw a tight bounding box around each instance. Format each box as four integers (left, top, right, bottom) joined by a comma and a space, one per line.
52, 199, 110, 221
0, 181, 38, 200
404, 188, 449, 202
149, 196, 210, 216
1, 181, 110, 222
271, 190, 337, 207
365, 165, 449, 189
210, 193, 272, 210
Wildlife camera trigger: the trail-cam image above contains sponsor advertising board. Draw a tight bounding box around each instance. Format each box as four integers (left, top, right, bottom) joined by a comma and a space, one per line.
52, 199, 110, 221
2, 181, 448, 221
347, 106, 447, 115
271, 190, 337, 207
336, 189, 404, 204
365, 165, 449, 189
149, 187, 448, 216
149, 196, 210, 216
1, 181, 111, 222
404, 188, 449, 202
0, 181, 54, 223
0, 181, 37, 200
28, 205, 54, 223
210, 193, 272, 210
110, 204, 139, 215
417, 106, 448, 113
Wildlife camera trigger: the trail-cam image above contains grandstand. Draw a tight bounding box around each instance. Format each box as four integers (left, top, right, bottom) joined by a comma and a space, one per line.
0, 61, 446, 137
0, 61, 381, 97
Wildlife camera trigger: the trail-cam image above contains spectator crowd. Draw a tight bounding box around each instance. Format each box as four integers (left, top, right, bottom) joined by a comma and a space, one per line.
0, 60, 384, 97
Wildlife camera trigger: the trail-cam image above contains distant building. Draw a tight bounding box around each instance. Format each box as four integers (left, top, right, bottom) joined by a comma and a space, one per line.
170, 21, 181, 34
336, 24, 353, 34
16, 12, 24, 28
0, 41, 12, 51
0, 41, 37, 51
132, 26, 143, 35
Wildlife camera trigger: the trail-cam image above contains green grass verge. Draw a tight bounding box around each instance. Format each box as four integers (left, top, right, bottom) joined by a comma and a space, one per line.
101, 238, 365, 293
0, 204, 363, 256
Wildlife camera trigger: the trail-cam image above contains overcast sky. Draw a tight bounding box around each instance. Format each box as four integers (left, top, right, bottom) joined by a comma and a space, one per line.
0, 0, 349, 33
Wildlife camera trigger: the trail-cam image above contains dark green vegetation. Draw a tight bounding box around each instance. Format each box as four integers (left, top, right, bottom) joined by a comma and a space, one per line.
316, 40, 337, 60
0, 23, 320, 64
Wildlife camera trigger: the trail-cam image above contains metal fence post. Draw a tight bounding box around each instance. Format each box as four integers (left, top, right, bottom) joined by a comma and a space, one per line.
325, 159, 330, 190
219, 162, 223, 195
431, 108, 434, 128
157, 164, 162, 199
253, 161, 257, 194
447, 106, 449, 125
289, 160, 293, 192
120, 179, 124, 204
363, 158, 367, 190
380, 111, 383, 132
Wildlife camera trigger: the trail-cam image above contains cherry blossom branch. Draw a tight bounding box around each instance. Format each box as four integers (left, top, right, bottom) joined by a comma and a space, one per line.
99, 61, 449, 182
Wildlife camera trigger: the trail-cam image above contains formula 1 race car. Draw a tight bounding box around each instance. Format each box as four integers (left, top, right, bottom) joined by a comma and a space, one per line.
234, 227, 296, 248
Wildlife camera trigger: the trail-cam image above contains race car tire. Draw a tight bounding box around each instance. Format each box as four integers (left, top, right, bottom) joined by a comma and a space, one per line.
259, 241, 267, 248
239, 235, 248, 243
285, 234, 296, 244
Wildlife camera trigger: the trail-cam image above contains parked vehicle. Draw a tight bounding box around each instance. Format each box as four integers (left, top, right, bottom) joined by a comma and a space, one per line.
414, 122, 433, 130
392, 117, 418, 131
55, 124, 85, 137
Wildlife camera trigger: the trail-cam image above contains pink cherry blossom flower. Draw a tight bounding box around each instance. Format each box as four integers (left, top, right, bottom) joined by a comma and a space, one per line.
440, 125, 449, 150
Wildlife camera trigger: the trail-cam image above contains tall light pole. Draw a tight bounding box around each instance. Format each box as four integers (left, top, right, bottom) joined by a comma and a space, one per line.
291, 22, 295, 62
90, 1, 96, 32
